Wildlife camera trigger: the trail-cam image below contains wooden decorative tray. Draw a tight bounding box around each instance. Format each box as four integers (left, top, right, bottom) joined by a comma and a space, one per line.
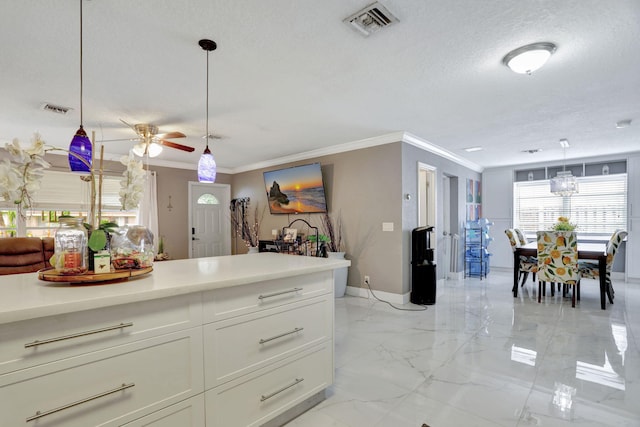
38, 267, 153, 284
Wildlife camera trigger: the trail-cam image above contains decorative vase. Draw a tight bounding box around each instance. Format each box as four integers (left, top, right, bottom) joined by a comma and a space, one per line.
247, 246, 259, 254
327, 251, 348, 298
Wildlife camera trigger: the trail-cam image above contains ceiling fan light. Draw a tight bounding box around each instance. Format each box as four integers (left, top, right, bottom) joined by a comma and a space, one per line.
198, 147, 216, 183
69, 125, 92, 173
131, 142, 162, 158
503, 42, 556, 74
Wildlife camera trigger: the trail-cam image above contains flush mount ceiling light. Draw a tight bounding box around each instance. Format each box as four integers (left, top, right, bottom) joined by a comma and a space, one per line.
68, 0, 92, 173
503, 42, 557, 75
197, 39, 217, 183
550, 139, 578, 196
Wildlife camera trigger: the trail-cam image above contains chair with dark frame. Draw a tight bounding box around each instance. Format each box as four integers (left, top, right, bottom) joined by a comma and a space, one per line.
578, 230, 627, 304
505, 229, 538, 288
537, 231, 581, 307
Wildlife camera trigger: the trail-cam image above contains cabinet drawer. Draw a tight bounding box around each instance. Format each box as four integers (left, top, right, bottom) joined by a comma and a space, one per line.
0, 328, 204, 427
0, 293, 201, 375
121, 394, 205, 427
202, 271, 332, 323
204, 295, 332, 388
205, 343, 332, 427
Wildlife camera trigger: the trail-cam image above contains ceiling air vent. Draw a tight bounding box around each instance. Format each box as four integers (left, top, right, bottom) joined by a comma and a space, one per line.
41, 103, 71, 115
343, 2, 399, 37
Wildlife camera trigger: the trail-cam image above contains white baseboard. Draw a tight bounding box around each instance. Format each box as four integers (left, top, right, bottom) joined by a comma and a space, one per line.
447, 271, 464, 281
344, 280, 447, 304
344, 285, 410, 304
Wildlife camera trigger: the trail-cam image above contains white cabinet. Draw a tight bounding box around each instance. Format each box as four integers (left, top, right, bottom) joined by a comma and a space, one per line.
203, 270, 334, 426
0, 328, 204, 427
121, 395, 206, 427
0, 293, 201, 376
626, 155, 640, 279
206, 343, 332, 427
204, 294, 333, 387
0, 263, 337, 426
627, 218, 640, 280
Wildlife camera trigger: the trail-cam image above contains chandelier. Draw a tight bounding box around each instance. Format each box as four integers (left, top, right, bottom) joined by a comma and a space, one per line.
550, 139, 578, 196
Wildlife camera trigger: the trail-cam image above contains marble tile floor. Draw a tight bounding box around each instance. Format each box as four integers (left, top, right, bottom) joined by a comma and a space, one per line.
285, 271, 640, 427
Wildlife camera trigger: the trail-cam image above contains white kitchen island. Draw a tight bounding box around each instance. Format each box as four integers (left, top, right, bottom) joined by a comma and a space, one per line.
0, 252, 349, 427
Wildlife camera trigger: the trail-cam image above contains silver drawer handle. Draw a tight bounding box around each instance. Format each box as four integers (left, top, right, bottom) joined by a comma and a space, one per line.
260, 378, 304, 402
24, 322, 134, 348
258, 287, 302, 300
26, 382, 135, 422
259, 327, 304, 344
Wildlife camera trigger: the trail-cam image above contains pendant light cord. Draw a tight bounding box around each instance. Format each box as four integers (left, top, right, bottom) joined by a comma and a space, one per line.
205, 48, 209, 149
79, 0, 84, 127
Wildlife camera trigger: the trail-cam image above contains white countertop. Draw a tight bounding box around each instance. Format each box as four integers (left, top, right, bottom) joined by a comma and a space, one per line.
0, 253, 350, 325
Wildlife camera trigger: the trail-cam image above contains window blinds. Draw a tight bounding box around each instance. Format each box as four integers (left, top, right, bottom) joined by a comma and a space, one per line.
514, 174, 627, 235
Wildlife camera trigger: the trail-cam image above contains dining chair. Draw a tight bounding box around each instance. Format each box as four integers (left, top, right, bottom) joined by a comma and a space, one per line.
578, 230, 627, 304
537, 231, 580, 307
504, 229, 537, 288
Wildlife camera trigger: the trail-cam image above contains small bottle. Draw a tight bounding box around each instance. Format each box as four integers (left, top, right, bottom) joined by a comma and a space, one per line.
53, 217, 88, 275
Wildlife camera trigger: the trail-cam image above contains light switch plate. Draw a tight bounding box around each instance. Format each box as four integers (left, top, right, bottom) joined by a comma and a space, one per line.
382, 222, 394, 232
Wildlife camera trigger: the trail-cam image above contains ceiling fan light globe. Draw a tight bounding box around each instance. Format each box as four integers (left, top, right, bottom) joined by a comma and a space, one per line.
131, 143, 146, 157
147, 143, 163, 157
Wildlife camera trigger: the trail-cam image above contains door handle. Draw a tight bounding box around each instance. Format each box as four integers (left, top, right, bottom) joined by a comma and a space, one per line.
192, 237, 200, 241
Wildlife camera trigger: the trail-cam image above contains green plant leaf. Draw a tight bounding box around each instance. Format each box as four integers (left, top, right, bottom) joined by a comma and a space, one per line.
99, 221, 120, 233
88, 229, 107, 251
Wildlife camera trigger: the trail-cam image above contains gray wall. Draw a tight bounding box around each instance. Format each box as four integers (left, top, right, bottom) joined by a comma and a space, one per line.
231, 142, 404, 294
401, 144, 482, 293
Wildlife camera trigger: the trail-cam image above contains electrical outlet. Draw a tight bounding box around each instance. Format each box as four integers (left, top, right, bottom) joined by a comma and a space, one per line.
364, 275, 370, 286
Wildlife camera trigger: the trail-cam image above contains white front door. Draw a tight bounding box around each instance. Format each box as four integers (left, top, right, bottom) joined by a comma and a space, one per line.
188, 182, 231, 258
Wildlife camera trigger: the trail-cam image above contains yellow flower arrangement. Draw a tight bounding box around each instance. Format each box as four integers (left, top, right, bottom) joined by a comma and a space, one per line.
551, 216, 577, 231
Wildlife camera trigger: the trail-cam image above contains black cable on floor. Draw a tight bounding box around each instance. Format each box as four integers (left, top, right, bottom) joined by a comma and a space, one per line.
364, 279, 427, 311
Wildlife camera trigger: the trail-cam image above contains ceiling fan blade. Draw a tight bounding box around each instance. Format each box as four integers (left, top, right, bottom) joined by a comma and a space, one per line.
119, 119, 137, 132
158, 139, 195, 152
98, 137, 140, 143
155, 131, 186, 139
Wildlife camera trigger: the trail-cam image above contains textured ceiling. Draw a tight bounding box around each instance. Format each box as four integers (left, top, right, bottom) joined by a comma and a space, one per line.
1, 0, 639, 172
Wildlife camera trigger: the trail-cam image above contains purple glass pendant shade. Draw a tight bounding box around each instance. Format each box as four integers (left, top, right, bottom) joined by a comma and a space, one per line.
197, 146, 217, 183
68, 125, 92, 173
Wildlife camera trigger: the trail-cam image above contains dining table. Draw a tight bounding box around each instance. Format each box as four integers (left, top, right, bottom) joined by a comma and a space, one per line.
513, 241, 608, 309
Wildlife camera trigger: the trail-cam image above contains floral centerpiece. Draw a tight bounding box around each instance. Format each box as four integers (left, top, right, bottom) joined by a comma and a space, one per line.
551, 216, 577, 231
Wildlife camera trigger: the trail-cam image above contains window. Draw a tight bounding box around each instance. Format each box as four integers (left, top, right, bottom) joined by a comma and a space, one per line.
514, 174, 627, 236
197, 194, 219, 205
0, 170, 138, 238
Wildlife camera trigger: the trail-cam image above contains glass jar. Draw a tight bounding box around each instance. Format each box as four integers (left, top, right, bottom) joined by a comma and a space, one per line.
53, 217, 88, 275
110, 226, 154, 269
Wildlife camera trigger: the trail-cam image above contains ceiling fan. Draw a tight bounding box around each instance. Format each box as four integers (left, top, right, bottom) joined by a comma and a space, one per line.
108, 119, 195, 158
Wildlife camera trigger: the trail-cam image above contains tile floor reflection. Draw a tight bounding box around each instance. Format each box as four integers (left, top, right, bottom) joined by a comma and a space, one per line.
285, 271, 640, 427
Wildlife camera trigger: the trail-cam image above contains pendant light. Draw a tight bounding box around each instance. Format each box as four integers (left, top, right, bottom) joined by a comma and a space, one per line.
197, 39, 217, 183
68, 0, 92, 173
550, 139, 578, 196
